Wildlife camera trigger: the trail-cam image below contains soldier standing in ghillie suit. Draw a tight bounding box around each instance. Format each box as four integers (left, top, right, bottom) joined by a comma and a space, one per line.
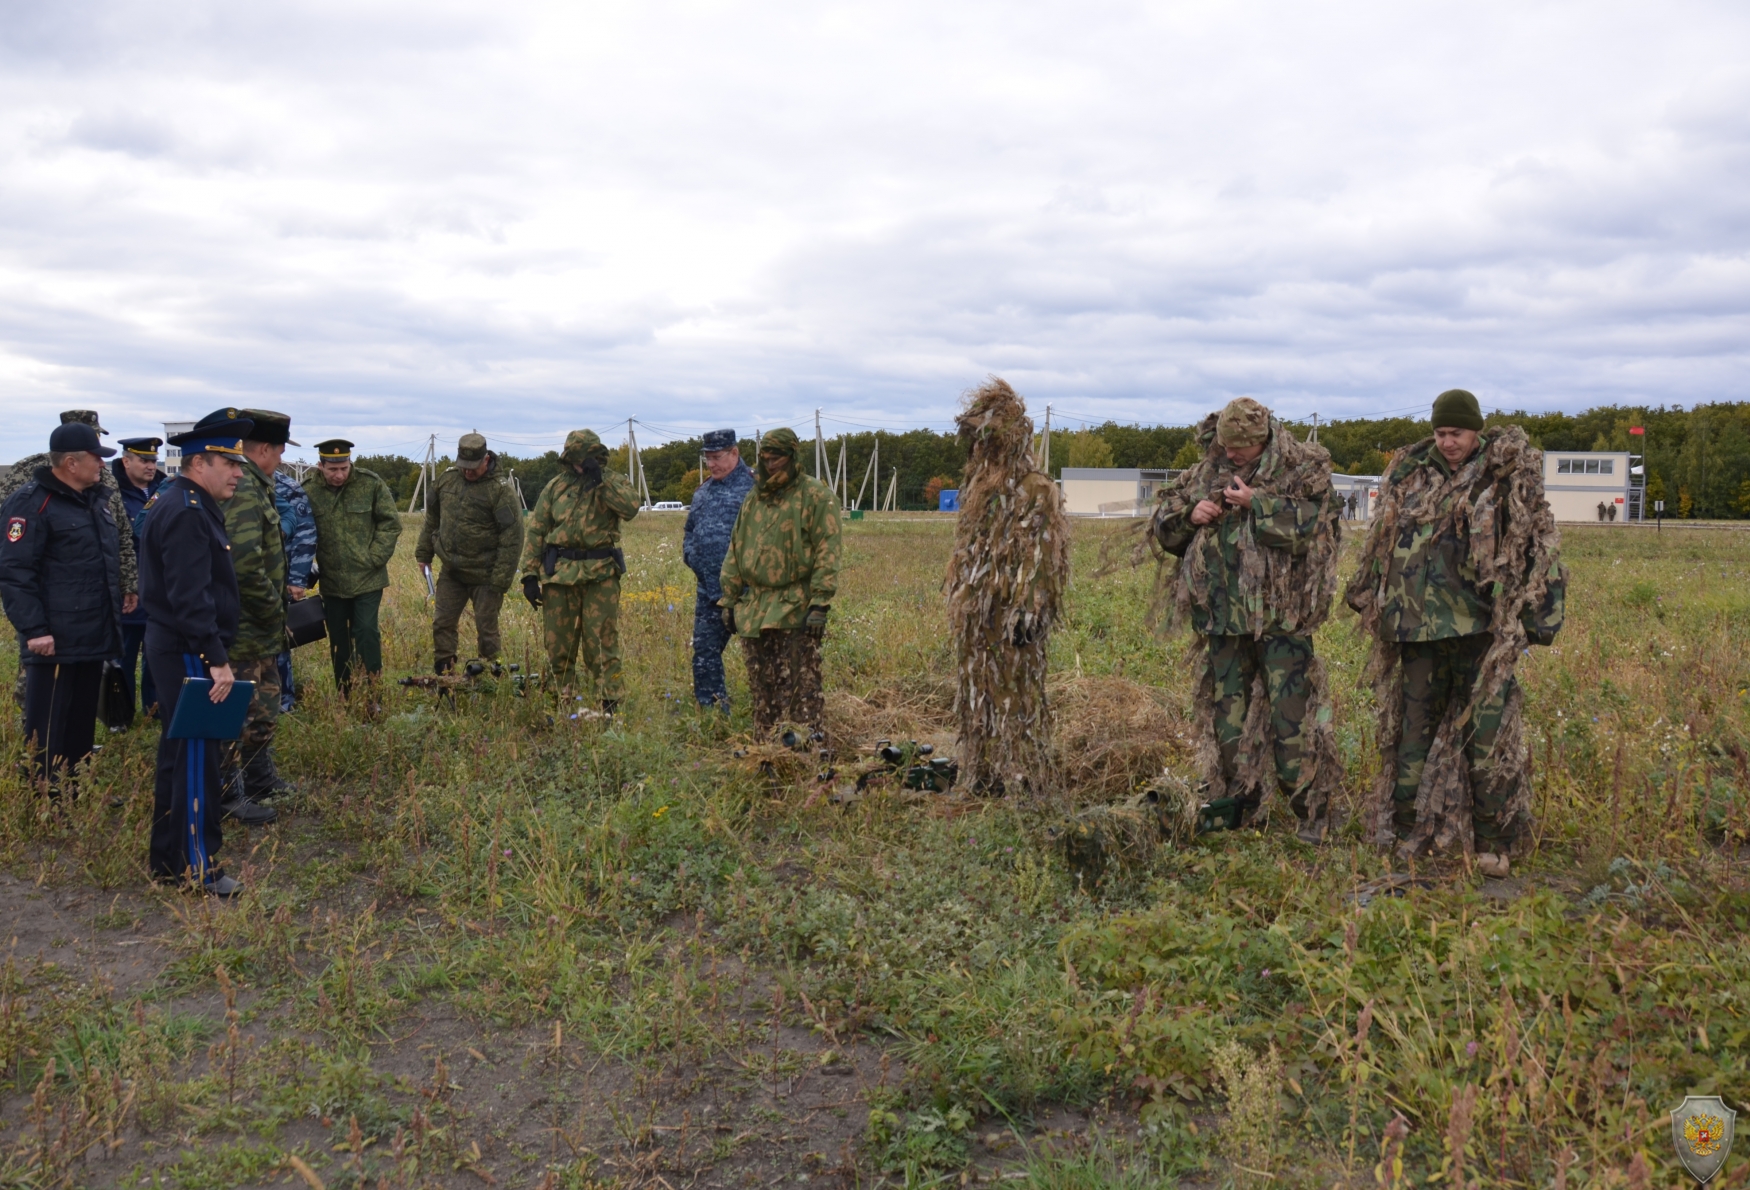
1151, 397, 1343, 842
1344, 389, 1564, 877
519, 430, 639, 713
718, 427, 841, 740
945, 379, 1069, 797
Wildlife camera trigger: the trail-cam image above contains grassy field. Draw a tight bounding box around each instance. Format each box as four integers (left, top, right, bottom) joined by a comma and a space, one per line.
0, 512, 1746, 1189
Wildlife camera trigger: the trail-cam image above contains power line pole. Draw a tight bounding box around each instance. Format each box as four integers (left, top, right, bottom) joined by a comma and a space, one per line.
407, 433, 436, 513
1040, 405, 1052, 473
815, 409, 824, 480
1310, 413, 1319, 444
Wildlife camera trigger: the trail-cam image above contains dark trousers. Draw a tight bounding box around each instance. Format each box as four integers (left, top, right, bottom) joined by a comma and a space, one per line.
741, 627, 824, 735
691, 594, 732, 708
121, 621, 159, 717
324, 590, 384, 689
147, 650, 225, 883
22, 660, 103, 793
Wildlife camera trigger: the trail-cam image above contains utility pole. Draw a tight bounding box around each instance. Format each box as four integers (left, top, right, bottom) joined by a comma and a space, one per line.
1310, 413, 1319, 444
407, 433, 436, 513
1040, 405, 1052, 473
837, 438, 848, 506
814, 409, 824, 480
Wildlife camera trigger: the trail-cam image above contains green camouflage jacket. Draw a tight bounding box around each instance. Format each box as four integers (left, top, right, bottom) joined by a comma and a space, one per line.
303, 467, 402, 598
1368, 439, 1493, 641
222, 457, 287, 661
0, 452, 137, 596
1153, 414, 1337, 638
519, 469, 640, 587
718, 469, 841, 637
416, 453, 525, 591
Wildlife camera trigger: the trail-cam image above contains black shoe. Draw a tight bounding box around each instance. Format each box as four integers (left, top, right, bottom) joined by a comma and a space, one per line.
601, 699, 619, 717
220, 797, 278, 826
203, 875, 245, 898
242, 746, 296, 802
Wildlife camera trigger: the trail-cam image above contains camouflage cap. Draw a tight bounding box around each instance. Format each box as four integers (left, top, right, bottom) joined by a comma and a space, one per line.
457, 432, 488, 462
560, 428, 607, 466
759, 427, 800, 458
1215, 398, 1271, 449
59, 410, 107, 435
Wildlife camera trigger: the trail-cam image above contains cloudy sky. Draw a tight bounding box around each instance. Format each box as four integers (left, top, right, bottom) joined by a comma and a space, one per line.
2, 0, 1747, 460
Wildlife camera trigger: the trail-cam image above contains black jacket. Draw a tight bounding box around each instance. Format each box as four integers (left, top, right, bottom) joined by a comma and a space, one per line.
139, 476, 241, 666
0, 467, 124, 664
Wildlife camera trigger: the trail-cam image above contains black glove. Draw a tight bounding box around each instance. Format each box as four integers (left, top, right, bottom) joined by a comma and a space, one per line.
522, 575, 543, 609
579, 457, 603, 490
720, 604, 735, 632
805, 605, 829, 629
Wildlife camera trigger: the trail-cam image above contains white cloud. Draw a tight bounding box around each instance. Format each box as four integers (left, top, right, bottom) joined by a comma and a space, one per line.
0, 0, 1747, 458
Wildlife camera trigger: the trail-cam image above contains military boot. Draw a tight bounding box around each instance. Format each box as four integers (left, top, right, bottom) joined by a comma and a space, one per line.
601, 699, 619, 717
435, 656, 456, 676
1286, 782, 1325, 845
242, 744, 296, 802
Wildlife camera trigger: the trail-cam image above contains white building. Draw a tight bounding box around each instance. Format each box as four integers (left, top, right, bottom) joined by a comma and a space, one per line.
161, 421, 195, 475
1061, 466, 1383, 519
1542, 450, 1633, 522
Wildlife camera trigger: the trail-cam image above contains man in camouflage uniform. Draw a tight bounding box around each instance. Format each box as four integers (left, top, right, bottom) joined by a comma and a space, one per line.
519, 430, 639, 711
682, 428, 754, 710
2, 411, 138, 707
113, 436, 166, 718
718, 427, 841, 738
215, 409, 297, 819
304, 440, 402, 692
417, 432, 524, 673
1345, 389, 1565, 876
1152, 397, 1341, 841
273, 465, 317, 712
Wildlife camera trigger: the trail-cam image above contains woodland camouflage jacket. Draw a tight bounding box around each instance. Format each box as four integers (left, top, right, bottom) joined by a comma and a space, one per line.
303, 468, 402, 598
1348, 431, 1564, 643
518, 468, 640, 587
1153, 414, 1339, 638
0, 452, 137, 596
222, 456, 287, 661
417, 453, 525, 591
718, 470, 841, 637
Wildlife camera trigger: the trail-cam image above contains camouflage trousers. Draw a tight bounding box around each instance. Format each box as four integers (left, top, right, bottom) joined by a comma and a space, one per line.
220, 655, 281, 786
432, 569, 505, 670
1393, 634, 1514, 845
741, 627, 824, 736
1208, 633, 1314, 807
542, 577, 623, 699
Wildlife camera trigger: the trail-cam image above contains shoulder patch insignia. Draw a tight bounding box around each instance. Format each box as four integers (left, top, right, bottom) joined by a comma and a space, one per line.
6, 517, 24, 543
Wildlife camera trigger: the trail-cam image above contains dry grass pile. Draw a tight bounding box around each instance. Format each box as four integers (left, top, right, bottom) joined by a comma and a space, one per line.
1047, 772, 1202, 888
1048, 675, 1188, 800
824, 676, 955, 750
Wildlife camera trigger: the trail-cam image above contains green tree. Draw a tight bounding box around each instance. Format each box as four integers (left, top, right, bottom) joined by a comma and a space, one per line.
1171, 439, 1203, 469
1063, 430, 1114, 469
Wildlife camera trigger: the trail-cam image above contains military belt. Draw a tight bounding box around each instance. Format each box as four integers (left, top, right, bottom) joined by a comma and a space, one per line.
542, 545, 625, 578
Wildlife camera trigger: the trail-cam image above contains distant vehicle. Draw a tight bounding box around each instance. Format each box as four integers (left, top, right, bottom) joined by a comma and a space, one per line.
651, 501, 685, 511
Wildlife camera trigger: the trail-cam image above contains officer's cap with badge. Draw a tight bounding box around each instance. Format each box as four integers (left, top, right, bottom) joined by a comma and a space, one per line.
702, 429, 739, 453
117, 436, 163, 459
49, 422, 116, 457
170, 409, 254, 461
241, 409, 299, 447
316, 439, 354, 463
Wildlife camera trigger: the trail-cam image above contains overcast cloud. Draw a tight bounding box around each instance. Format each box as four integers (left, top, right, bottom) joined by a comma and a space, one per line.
2, 0, 1747, 459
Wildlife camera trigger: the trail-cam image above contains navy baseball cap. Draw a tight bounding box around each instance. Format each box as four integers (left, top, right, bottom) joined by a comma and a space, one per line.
702, 429, 738, 452
49, 422, 116, 457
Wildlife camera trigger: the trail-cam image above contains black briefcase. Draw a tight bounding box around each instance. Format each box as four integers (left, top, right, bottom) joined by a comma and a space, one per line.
286, 594, 328, 648
97, 659, 134, 732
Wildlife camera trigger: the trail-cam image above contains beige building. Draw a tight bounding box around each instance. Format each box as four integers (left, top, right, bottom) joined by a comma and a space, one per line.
1059, 467, 1173, 516
1543, 450, 1632, 522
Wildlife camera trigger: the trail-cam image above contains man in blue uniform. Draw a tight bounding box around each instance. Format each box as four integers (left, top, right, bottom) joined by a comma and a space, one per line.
140, 411, 267, 897
0, 422, 128, 794
273, 464, 317, 712
681, 429, 755, 710
114, 436, 166, 717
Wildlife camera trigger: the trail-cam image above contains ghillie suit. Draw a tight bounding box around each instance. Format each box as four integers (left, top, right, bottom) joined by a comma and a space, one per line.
945, 379, 1070, 797
1344, 425, 1564, 858
1048, 772, 1201, 888
1146, 404, 1344, 835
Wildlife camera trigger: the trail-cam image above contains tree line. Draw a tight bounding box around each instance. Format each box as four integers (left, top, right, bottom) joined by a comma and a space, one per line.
355, 401, 1750, 519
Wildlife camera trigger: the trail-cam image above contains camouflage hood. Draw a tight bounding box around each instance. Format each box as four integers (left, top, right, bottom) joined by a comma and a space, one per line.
955, 377, 1034, 470
1153, 412, 1341, 638
755, 427, 801, 495
560, 429, 608, 467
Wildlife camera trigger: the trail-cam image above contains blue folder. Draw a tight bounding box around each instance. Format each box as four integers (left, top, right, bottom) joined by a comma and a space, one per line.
167, 679, 256, 740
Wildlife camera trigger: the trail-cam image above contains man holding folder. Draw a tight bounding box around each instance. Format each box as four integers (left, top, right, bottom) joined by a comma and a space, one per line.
140, 410, 263, 897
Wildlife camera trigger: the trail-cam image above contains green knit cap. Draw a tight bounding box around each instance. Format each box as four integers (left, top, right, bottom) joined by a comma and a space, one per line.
1431, 389, 1483, 431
